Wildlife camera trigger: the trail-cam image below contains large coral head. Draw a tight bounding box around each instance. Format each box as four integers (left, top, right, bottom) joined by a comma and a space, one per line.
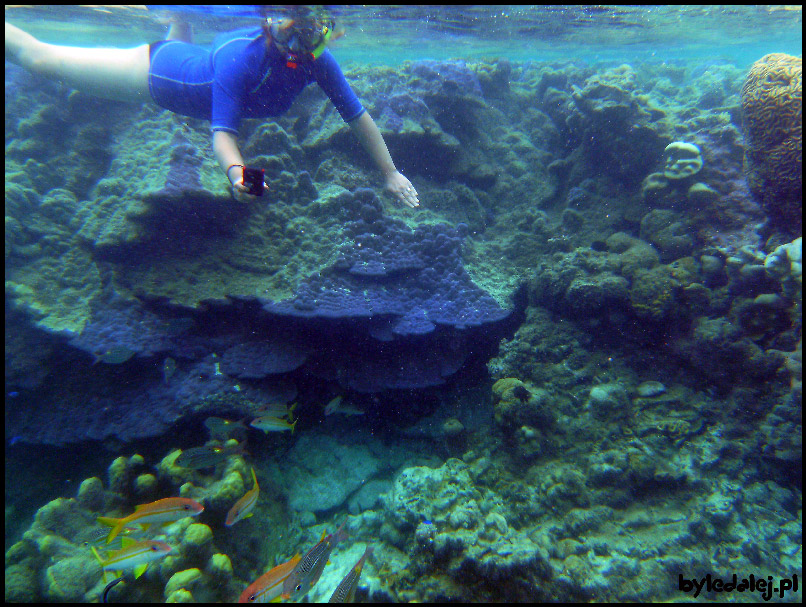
741, 53, 802, 231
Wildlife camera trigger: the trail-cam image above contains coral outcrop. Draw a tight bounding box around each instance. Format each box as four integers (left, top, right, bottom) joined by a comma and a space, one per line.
5, 45, 803, 605
662, 141, 704, 180
741, 53, 802, 231
4, 452, 249, 602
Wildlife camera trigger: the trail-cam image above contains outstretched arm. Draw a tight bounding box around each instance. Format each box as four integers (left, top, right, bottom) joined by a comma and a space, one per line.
213, 130, 266, 202
349, 111, 420, 208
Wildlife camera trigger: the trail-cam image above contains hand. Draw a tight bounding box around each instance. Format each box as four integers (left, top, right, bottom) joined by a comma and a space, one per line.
385, 171, 420, 208
230, 171, 268, 203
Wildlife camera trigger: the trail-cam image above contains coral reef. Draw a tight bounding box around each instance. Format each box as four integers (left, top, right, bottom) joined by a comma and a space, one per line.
741, 53, 802, 231
662, 141, 704, 180
764, 236, 803, 300
6, 186, 512, 443
361, 445, 801, 602
264, 188, 509, 336
4, 447, 304, 602
5, 44, 803, 604
220, 339, 308, 378
562, 64, 671, 185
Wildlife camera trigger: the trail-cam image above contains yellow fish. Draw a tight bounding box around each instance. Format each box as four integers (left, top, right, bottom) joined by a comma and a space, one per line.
250, 415, 297, 433
97, 497, 204, 544
91, 537, 172, 583
226, 467, 260, 527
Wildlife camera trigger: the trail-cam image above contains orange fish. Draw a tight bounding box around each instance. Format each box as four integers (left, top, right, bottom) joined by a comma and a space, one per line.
98, 497, 204, 544
238, 554, 302, 603
226, 467, 260, 527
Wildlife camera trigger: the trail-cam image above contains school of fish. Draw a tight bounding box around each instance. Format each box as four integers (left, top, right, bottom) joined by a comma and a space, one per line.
88, 402, 374, 601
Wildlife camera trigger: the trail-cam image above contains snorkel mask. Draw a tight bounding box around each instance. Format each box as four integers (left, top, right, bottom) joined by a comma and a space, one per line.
267, 16, 333, 68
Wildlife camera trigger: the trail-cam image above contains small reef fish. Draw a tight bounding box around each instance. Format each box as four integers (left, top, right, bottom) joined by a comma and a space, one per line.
91, 538, 172, 582
174, 444, 243, 470
250, 415, 297, 434
238, 553, 302, 603
225, 467, 260, 527
92, 346, 136, 365
323, 396, 342, 415
98, 497, 204, 544
328, 545, 374, 603
79, 525, 139, 547
204, 416, 249, 441
282, 524, 349, 601
324, 396, 365, 417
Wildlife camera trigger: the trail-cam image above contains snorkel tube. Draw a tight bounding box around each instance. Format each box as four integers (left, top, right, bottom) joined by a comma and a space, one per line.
309, 24, 333, 60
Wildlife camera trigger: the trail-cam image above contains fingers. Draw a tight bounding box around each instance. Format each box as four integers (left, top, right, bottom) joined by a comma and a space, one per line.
231, 182, 253, 203
230, 178, 268, 203
400, 185, 420, 208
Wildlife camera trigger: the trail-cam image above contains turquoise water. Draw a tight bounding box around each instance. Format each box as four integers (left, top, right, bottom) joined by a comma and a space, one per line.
5, 4, 803, 67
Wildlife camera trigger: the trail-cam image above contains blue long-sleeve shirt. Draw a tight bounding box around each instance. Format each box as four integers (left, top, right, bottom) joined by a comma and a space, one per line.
148, 27, 365, 134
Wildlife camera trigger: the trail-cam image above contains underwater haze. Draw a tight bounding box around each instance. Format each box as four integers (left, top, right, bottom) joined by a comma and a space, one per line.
5, 4, 803, 603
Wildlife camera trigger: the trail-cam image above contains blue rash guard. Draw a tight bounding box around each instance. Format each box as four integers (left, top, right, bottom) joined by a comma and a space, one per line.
147, 27, 365, 134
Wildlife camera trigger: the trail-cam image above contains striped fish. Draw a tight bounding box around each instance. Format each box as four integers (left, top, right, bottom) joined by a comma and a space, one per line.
79, 525, 139, 547
174, 444, 243, 470
204, 416, 249, 441
281, 523, 348, 601
328, 545, 373, 603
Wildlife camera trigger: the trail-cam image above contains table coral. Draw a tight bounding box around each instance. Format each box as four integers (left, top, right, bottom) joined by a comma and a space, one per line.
741, 53, 802, 230
220, 339, 308, 378
265, 189, 508, 336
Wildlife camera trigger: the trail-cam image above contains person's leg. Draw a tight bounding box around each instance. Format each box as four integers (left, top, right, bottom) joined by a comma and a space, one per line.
5, 22, 150, 103
166, 19, 193, 42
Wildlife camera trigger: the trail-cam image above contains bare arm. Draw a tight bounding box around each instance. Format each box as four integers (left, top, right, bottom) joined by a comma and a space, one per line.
213, 129, 245, 184
349, 111, 419, 208
213, 130, 266, 201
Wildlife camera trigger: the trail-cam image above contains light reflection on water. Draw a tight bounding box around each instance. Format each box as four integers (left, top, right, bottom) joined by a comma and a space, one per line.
4, 5, 802, 67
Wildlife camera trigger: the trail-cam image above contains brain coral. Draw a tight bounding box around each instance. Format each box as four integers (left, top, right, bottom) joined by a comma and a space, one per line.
741, 53, 802, 228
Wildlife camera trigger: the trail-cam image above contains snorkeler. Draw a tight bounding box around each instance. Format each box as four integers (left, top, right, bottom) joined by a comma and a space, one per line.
4, 7, 420, 208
